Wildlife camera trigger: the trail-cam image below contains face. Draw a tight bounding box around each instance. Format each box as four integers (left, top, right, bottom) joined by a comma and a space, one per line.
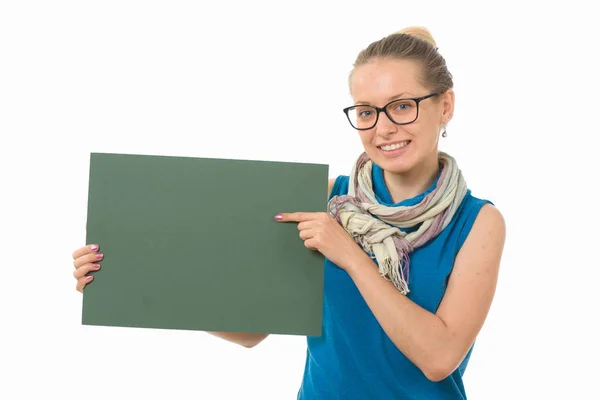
349, 58, 454, 175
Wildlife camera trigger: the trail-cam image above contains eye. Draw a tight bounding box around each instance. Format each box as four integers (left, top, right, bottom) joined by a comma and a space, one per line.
394, 102, 412, 111
355, 106, 375, 119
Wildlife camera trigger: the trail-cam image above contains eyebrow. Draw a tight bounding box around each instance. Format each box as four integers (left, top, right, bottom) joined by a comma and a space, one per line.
354, 92, 415, 106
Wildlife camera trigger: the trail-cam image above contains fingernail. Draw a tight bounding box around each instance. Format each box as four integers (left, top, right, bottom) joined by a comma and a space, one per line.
274, 214, 283, 221
92, 264, 101, 269
95, 253, 103, 259
86, 276, 93, 281
90, 245, 98, 251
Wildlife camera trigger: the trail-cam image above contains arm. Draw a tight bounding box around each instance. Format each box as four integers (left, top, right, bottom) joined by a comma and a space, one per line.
346, 204, 506, 381
206, 331, 269, 348
327, 178, 336, 198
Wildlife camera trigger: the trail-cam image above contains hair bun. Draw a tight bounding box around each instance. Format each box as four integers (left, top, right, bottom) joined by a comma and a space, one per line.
395, 26, 437, 47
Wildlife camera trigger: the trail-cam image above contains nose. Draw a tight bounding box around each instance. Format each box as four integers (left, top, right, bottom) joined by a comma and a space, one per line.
374, 110, 397, 137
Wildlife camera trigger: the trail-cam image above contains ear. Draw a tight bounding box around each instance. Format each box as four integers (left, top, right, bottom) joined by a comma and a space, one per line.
441, 89, 455, 124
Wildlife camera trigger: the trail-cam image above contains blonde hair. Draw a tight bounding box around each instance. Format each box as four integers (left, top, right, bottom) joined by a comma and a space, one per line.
394, 26, 437, 47
350, 26, 453, 93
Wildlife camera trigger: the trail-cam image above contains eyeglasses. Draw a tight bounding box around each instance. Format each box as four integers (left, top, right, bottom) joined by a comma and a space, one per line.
343, 92, 441, 130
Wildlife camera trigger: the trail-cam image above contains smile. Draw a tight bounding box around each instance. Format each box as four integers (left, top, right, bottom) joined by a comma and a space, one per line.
378, 141, 411, 151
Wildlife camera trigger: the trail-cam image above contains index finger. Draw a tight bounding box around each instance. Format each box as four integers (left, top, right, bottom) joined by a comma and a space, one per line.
274, 212, 317, 223
72, 244, 100, 260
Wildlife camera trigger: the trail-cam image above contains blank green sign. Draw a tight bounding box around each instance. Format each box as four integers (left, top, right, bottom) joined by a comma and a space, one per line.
83, 153, 328, 336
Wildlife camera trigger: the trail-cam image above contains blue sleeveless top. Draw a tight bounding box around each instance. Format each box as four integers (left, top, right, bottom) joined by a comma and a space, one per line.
297, 163, 491, 400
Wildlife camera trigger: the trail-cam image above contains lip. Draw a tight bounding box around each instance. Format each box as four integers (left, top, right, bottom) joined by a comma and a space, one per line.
376, 140, 411, 158
376, 140, 411, 147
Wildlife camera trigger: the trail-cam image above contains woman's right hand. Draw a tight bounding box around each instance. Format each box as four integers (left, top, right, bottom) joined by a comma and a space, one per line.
72, 244, 103, 292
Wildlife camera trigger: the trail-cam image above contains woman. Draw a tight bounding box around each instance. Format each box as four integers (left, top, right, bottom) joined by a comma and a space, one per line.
72, 26, 505, 399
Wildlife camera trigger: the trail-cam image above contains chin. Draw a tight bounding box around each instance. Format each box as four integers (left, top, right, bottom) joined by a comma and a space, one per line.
377, 159, 415, 175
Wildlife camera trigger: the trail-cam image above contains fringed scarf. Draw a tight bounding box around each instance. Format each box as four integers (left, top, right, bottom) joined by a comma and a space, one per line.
327, 151, 467, 294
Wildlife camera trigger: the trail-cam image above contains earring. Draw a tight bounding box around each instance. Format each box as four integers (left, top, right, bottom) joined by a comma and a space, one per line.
441, 125, 447, 138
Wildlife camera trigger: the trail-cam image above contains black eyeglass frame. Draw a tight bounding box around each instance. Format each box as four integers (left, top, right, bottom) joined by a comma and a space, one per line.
342, 92, 442, 130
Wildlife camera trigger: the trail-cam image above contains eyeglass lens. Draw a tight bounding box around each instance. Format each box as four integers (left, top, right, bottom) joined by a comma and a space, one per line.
347, 99, 418, 129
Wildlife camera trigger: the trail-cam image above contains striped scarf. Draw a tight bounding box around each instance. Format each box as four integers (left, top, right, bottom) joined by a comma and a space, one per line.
327, 151, 467, 294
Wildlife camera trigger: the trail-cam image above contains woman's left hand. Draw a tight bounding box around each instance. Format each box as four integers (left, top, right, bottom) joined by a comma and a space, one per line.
275, 212, 363, 271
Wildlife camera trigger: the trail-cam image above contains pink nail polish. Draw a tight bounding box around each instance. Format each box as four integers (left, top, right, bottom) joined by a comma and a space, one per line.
90, 245, 98, 251
96, 253, 103, 259
86, 276, 93, 281
274, 214, 283, 221
92, 264, 101, 269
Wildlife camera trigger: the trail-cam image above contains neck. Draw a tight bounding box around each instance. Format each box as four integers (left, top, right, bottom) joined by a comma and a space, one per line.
383, 152, 440, 203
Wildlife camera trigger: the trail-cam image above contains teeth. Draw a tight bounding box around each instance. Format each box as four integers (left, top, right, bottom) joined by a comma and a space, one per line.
380, 141, 410, 151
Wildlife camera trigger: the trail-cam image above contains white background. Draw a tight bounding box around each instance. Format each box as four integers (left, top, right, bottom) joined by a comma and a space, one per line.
1, 1, 598, 399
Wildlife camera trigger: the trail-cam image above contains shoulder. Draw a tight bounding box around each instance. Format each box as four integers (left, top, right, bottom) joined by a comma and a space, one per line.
469, 202, 506, 250
460, 192, 504, 232
453, 192, 503, 251
476, 202, 505, 231
327, 175, 350, 200
327, 178, 336, 198
455, 197, 506, 272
